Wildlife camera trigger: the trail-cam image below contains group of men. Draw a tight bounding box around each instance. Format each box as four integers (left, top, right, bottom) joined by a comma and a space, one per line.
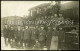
3, 25, 65, 50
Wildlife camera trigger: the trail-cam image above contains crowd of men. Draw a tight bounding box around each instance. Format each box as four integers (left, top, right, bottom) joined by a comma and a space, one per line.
3, 24, 65, 50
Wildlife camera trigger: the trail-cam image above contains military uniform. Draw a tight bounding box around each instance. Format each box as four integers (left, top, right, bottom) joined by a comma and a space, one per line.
38, 29, 46, 49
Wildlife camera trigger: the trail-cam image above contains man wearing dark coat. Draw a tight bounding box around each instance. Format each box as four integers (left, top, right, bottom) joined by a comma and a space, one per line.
30, 26, 39, 49
38, 26, 46, 50
46, 26, 52, 50
19, 26, 24, 48
14, 27, 18, 42
23, 26, 31, 49
16, 26, 22, 48
58, 27, 65, 50
7, 25, 11, 44
10, 26, 15, 42
9, 26, 16, 48
14, 27, 18, 47
3, 25, 8, 46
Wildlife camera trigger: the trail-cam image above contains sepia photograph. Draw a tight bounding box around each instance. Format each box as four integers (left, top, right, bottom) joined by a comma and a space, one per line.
1, 1, 79, 50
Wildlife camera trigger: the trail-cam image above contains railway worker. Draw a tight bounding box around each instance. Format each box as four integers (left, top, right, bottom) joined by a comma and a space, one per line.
58, 27, 65, 50
3, 25, 8, 46
50, 27, 59, 50
46, 26, 52, 50
38, 26, 46, 50
23, 26, 31, 49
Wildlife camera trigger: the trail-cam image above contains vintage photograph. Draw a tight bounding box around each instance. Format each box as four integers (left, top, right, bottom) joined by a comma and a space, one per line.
1, 1, 79, 50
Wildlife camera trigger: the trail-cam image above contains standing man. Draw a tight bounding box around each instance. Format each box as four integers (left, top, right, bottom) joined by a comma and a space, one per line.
7, 25, 11, 44
58, 27, 65, 50
14, 26, 18, 48
9, 26, 15, 45
30, 26, 39, 49
46, 26, 52, 50
19, 26, 24, 48
50, 27, 59, 50
16, 26, 22, 48
23, 26, 31, 49
3, 25, 8, 46
38, 26, 46, 50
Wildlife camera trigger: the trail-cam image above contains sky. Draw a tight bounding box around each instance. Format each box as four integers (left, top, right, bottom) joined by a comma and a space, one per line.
1, 1, 72, 17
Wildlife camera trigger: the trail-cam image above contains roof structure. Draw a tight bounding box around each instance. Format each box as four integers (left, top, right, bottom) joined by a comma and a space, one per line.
28, 1, 79, 11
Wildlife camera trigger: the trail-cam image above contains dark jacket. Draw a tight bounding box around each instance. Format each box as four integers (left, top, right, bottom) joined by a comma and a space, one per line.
31, 29, 38, 40
10, 29, 15, 38
17, 29, 23, 39
3, 28, 8, 38
52, 30, 59, 36
58, 30, 65, 42
14, 29, 18, 38
24, 29, 31, 40
46, 29, 52, 46
21, 29, 24, 40
38, 29, 46, 41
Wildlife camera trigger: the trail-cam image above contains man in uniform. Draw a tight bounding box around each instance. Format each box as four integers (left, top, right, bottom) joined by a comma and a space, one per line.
50, 27, 59, 50
58, 27, 65, 50
46, 26, 52, 50
23, 26, 31, 49
38, 26, 46, 50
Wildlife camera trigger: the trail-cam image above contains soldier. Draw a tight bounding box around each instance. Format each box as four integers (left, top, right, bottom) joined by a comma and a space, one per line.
23, 26, 31, 49
46, 26, 52, 50
38, 26, 46, 50
3, 25, 8, 46
58, 27, 65, 50
50, 27, 59, 50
